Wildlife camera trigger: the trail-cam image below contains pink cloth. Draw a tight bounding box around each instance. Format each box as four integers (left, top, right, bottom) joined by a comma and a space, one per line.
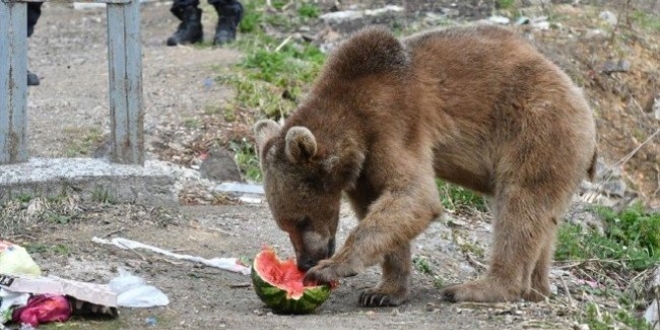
12, 294, 72, 327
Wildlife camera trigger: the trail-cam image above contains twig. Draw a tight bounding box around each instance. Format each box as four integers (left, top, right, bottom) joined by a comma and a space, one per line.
207, 227, 237, 237
281, 1, 294, 11
229, 282, 252, 288
274, 35, 293, 52
554, 258, 626, 268
116, 240, 148, 262
621, 265, 657, 298
154, 256, 184, 266
560, 276, 576, 308
463, 252, 487, 271
584, 128, 660, 202
102, 227, 125, 238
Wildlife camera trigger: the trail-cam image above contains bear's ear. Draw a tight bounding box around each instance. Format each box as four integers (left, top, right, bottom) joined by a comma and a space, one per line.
285, 126, 317, 164
254, 119, 281, 156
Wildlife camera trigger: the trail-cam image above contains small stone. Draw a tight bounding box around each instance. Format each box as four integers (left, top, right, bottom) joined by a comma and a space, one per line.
599, 10, 617, 26
648, 94, 660, 120
515, 16, 530, 25
573, 323, 590, 330
488, 15, 510, 25
600, 59, 631, 74
602, 179, 627, 198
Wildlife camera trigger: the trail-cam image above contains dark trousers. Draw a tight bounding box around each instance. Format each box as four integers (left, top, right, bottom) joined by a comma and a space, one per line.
27, 2, 43, 37
171, 0, 241, 12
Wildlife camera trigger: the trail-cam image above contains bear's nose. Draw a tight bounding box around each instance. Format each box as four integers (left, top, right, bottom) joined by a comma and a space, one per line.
297, 257, 318, 272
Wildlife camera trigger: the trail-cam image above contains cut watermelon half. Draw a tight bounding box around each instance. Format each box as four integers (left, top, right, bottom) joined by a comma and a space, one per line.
251, 247, 336, 314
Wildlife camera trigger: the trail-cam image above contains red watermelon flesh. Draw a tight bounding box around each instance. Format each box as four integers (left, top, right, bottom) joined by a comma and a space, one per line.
257, 248, 309, 299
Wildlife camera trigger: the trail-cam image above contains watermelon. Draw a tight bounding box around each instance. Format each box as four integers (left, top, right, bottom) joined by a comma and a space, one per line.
251, 247, 334, 314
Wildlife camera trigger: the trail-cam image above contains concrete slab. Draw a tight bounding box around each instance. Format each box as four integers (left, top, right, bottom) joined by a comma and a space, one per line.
0, 158, 178, 205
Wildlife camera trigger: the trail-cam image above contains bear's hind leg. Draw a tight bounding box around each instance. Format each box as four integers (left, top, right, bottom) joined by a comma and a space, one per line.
522, 219, 557, 302
441, 187, 555, 302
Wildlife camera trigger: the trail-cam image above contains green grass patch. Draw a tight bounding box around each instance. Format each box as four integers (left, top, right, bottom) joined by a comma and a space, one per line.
436, 179, 486, 213
557, 205, 660, 329
63, 127, 104, 157
229, 138, 262, 182
25, 243, 70, 255
298, 3, 320, 19
631, 10, 660, 32
412, 256, 433, 275
556, 204, 660, 271
496, 0, 515, 10
215, 0, 329, 181
580, 302, 653, 330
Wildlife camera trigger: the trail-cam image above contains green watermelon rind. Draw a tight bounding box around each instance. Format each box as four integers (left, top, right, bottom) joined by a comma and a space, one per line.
251, 256, 331, 315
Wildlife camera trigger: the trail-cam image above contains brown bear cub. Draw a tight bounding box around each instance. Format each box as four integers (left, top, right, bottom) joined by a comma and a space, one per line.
254, 24, 597, 307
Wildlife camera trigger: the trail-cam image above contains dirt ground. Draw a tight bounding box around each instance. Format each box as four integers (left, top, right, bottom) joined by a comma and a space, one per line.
7, 0, 658, 329
16, 199, 579, 330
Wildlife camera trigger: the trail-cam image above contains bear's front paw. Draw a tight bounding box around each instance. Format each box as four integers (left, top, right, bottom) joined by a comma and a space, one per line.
359, 288, 407, 307
303, 259, 356, 285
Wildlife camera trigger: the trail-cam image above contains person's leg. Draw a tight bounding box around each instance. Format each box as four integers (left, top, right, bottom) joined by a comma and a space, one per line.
208, 0, 243, 45
27, 2, 43, 86
166, 0, 203, 46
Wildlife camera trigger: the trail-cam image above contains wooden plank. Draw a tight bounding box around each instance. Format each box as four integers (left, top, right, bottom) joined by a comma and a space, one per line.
106, 0, 144, 165
3, 0, 131, 4
0, 2, 28, 164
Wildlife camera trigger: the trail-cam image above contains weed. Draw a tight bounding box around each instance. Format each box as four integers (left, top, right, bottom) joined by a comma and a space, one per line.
63, 127, 104, 157
581, 302, 652, 330
92, 186, 115, 204
15, 193, 33, 203
45, 212, 71, 224
237, 0, 264, 33
183, 118, 200, 129
203, 104, 221, 115
433, 275, 445, 289
298, 3, 320, 19
436, 179, 486, 213
496, 0, 515, 10
54, 243, 70, 255
25, 243, 50, 254
556, 204, 660, 271
413, 256, 434, 275
229, 138, 262, 182
631, 10, 660, 32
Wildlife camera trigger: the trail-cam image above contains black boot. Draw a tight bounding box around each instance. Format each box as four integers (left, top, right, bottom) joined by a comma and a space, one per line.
27, 70, 40, 86
166, 5, 203, 46
212, 2, 243, 45
27, 2, 42, 86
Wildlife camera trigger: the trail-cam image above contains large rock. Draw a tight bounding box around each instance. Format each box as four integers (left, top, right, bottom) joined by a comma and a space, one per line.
198, 147, 242, 182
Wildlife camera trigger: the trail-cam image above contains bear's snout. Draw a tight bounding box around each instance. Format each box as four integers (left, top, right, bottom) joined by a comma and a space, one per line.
297, 237, 336, 272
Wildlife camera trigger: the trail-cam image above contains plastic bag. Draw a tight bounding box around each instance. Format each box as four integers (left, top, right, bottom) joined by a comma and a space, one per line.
0, 289, 30, 324
11, 294, 71, 327
109, 269, 169, 308
0, 241, 41, 276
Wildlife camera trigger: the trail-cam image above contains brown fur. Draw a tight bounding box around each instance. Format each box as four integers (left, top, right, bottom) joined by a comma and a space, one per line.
254, 24, 598, 307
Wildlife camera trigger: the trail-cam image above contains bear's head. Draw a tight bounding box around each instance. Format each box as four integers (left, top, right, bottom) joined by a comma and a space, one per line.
253, 119, 364, 271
